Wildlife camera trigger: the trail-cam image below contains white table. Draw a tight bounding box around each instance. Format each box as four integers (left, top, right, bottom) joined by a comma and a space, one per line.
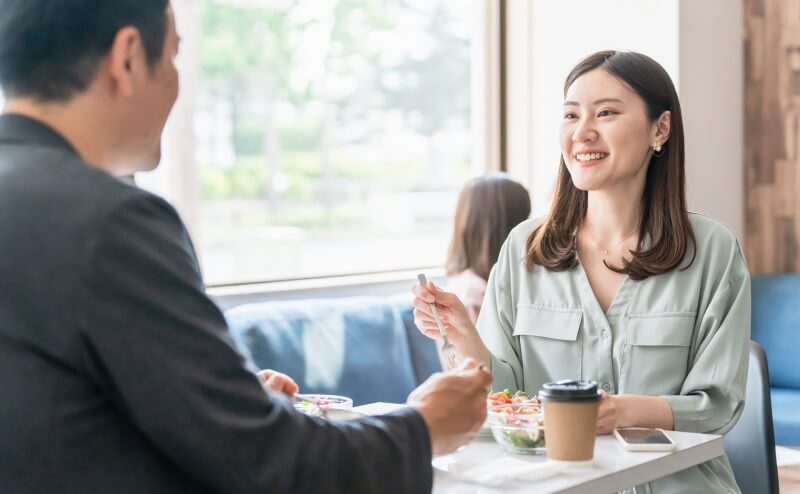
354, 403, 725, 494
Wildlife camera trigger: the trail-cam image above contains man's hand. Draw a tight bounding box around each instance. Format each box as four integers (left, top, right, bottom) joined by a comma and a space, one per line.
257, 369, 299, 397
407, 358, 493, 456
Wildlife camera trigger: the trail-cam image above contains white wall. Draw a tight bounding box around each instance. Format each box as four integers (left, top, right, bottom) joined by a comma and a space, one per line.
678, 0, 744, 239
518, 0, 744, 240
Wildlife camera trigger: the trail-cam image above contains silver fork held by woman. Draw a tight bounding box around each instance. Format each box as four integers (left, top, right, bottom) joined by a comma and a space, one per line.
417, 274, 460, 370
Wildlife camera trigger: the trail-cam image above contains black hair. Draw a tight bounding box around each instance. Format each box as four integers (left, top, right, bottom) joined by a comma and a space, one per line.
0, 0, 169, 101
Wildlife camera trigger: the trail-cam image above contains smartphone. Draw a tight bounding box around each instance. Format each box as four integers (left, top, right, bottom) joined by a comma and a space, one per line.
613, 428, 676, 452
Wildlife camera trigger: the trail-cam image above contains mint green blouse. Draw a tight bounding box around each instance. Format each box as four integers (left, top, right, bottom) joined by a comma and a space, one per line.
479, 213, 750, 494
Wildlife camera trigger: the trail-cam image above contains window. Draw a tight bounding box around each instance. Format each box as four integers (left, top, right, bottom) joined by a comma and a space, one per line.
137, 0, 488, 286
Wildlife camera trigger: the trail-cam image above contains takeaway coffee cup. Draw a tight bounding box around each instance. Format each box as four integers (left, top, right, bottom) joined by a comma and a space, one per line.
538, 380, 601, 463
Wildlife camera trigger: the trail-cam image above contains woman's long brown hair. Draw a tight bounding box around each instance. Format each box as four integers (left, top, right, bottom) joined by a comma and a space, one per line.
525, 50, 696, 281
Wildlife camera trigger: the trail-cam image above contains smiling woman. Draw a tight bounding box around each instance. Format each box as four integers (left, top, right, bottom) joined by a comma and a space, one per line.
411, 50, 751, 494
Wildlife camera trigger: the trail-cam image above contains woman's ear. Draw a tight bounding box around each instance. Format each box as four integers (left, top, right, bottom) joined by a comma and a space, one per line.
653, 110, 671, 146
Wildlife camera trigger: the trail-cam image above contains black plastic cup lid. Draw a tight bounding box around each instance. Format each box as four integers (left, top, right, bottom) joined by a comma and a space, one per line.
538, 380, 601, 402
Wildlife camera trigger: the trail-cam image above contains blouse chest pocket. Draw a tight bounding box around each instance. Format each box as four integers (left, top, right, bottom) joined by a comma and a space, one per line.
620, 313, 696, 395
513, 306, 583, 385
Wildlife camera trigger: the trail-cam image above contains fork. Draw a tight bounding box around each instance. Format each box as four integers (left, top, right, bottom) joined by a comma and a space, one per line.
417, 274, 460, 370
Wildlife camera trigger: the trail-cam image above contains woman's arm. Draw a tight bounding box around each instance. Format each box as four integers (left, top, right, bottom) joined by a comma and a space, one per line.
603, 239, 751, 435
412, 283, 491, 365
472, 240, 524, 391
662, 264, 751, 434
597, 393, 674, 434
412, 238, 520, 391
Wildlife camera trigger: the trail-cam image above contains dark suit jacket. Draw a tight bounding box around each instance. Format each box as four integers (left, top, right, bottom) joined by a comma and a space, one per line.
0, 114, 432, 494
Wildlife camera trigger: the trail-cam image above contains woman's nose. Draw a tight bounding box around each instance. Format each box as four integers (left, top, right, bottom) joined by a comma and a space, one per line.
572, 119, 597, 143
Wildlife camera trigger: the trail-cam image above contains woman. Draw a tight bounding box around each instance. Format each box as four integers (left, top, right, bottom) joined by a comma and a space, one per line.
413, 51, 749, 493
445, 172, 531, 324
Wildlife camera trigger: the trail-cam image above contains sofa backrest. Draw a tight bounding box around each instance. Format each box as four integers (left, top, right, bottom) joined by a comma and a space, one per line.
225, 296, 440, 405
752, 275, 800, 389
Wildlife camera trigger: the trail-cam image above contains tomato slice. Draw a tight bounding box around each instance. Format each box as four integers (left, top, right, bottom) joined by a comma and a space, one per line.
488, 391, 512, 403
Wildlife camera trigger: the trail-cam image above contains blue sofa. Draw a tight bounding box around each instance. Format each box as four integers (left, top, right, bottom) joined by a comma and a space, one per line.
752, 275, 800, 446
225, 295, 441, 406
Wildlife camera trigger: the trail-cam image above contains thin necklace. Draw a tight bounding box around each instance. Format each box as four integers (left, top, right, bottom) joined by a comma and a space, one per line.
582, 226, 638, 260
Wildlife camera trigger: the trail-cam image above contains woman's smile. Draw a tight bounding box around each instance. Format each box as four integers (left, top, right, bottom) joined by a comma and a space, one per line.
574, 151, 609, 168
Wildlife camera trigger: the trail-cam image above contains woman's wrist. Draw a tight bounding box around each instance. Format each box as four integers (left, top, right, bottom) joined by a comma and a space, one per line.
451, 322, 491, 365
614, 395, 674, 430
461, 331, 492, 366
614, 395, 631, 429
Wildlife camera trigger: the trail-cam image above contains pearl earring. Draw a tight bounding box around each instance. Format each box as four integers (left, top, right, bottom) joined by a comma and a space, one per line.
654, 142, 662, 153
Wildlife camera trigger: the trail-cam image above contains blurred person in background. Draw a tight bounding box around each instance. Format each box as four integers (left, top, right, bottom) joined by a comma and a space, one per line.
445, 172, 531, 324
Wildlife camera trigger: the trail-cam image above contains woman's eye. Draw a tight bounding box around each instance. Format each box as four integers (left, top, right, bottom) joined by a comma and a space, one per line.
563, 112, 577, 120
598, 109, 616, 117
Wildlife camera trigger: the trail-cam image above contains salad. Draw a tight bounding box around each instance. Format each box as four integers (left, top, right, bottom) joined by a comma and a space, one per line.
300, 397, 334, 406
489, 389, 540, 405
487, 389, 546, 452
293, 394, 353, 417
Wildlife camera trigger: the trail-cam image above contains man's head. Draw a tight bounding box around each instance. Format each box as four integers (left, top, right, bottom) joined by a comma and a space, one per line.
0, 0, 179, 173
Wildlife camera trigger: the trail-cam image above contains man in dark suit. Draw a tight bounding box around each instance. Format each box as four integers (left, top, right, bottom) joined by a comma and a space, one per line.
0, 2, 492, 493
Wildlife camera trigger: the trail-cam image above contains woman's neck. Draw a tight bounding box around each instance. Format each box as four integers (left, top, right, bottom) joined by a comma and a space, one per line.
583, 190, 643, 244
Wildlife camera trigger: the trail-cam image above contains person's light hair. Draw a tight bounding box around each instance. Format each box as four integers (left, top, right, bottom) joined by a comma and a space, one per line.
447, 172, 531, 280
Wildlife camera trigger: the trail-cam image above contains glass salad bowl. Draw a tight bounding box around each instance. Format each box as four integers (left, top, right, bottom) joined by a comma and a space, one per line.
487, 390, 546, 455
293, 394, 353, 417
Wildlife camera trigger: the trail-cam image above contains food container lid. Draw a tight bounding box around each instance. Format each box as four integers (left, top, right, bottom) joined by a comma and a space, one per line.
538, 380, 601, 402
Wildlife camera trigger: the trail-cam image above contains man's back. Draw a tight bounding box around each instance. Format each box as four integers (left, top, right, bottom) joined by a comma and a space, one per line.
0, 114, 435, 494
0, 115, 219, 492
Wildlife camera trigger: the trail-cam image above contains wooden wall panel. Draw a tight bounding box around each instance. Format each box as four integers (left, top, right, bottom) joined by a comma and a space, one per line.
745, 0, 800, 273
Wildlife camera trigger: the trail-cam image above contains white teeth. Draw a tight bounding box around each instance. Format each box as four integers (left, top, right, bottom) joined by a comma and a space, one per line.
575, 152, 608, 162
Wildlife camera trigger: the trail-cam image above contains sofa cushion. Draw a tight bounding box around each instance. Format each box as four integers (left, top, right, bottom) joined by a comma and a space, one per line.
225, 296, 426, 405
771, 387, 800, 446
752, 275, 800, 389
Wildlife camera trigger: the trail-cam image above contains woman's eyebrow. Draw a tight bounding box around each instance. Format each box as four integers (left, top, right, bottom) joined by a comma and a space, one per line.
563, 97, 624, 107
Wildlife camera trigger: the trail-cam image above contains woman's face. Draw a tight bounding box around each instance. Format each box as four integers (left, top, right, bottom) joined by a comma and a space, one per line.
559, 68, 664, 193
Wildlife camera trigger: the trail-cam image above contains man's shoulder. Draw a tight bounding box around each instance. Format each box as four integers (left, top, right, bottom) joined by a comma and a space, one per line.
51, 151, 154, 210
8, 143, 171, 225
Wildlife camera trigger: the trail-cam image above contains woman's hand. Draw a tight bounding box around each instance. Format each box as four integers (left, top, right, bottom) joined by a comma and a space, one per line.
412, 280, 491, 364
596, 390, 619, 434
257, 369, 299, 397
596, 393, 674, 434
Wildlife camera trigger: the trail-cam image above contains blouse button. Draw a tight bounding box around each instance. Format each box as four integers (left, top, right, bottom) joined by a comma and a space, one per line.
601, 330, 609, 339
602, 383, 611, 391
